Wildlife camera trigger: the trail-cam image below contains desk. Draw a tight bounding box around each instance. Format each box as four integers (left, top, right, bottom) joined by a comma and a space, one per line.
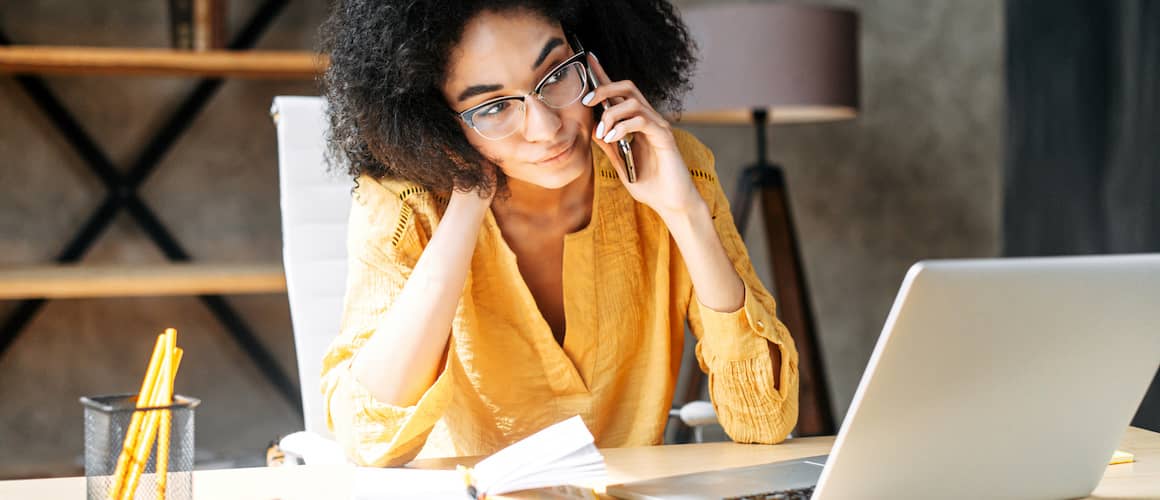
3, 427, 1157, 499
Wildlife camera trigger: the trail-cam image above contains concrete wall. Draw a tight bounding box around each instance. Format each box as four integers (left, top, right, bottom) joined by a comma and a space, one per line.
0, 0, 328, 477
674, 0, 1002, 420
0, 0, 1001, 477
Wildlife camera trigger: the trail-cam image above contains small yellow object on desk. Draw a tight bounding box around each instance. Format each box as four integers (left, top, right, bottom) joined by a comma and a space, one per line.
1110, 449, 1134, 465
107, 328, 184, 500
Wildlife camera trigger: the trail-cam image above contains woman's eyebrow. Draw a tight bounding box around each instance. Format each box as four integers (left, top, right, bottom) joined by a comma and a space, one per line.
531, 37, 564, 70
456, 37, 566, 103
458, 84, 503, 103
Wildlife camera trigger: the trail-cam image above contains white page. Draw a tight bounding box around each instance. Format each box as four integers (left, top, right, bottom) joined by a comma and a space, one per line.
490, 444, 606, 495
351, 467, 465, 500
353, 416, 607, 498
473, 416, 604, 495
506, 444, 603, 478
496, 463, 608, 495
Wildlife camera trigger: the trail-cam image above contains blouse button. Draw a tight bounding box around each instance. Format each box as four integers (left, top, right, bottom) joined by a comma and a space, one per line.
755, 319, 766, 332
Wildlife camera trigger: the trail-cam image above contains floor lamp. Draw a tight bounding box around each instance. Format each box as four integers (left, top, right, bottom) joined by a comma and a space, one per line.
676, 3, 859, 437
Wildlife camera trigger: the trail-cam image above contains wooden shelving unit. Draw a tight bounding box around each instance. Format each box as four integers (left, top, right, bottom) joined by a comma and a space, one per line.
0, 4, 318, 413
0, 46, 327, 79
0, 263, 287, 300
0, 46, 312, 301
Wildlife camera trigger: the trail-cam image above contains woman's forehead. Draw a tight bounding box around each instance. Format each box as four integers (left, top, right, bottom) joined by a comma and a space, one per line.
445, 10, 565, 88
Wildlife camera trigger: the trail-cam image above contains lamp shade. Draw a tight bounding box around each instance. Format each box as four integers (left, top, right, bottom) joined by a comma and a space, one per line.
677, 3, 859, 124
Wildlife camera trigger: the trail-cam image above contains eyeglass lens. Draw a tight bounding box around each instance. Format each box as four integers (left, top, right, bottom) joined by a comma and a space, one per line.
469, 61, 588, 140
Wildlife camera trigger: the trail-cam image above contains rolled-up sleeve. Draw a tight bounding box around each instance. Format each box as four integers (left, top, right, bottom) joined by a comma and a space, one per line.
676, 129, 800, 444
319, 184, 454, 467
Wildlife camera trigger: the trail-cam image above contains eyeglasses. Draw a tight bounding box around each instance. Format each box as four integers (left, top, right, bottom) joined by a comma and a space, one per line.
456, 51, 591, 141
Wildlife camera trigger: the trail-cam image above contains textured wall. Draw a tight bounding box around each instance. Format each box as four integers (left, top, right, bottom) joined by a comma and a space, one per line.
0, 0, 1001, 477
0, 0, 327, 477
673, 0, 1003, 421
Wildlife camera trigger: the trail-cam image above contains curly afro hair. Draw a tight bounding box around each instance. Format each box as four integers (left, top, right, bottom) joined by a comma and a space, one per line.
318, 0, 697, 196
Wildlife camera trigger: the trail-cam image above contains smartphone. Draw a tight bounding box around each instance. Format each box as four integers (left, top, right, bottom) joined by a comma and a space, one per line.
586, 63, 637, 183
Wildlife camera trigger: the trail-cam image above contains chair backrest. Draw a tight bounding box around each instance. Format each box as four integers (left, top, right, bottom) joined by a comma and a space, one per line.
272, 96, 353, 438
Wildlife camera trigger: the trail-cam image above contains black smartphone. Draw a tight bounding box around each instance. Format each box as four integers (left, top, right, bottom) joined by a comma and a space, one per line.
570, 33, 636, 183
586, 64, 637, 183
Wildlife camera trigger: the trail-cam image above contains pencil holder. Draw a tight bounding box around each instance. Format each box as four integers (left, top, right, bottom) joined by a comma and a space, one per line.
81, 393, 199, 500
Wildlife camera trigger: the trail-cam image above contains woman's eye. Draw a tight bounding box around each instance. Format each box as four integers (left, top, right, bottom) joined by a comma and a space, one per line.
544, 67, 567, 86
479, 101, 509, 116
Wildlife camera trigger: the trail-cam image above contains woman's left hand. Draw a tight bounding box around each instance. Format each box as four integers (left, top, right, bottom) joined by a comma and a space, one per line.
583, 53, 704, 218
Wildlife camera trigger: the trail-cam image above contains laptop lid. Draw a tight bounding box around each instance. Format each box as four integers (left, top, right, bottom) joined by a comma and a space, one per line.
814, 254, 1160, 499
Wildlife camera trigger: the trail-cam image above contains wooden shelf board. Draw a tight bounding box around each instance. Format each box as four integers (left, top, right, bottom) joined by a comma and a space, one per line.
0, 46, 327, 79
0, 263, 287, 299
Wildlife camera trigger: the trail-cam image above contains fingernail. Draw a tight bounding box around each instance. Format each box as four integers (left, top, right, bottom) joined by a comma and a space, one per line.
603, 127, 617, 143
595, 122, 605, 138
591, 52, 599, 62
582, 91, 595, 106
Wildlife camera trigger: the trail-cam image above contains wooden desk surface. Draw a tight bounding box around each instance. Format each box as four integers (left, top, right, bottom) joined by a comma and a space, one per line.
2, 427, 1157, 499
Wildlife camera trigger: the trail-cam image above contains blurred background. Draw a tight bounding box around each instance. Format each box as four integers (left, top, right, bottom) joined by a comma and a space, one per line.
0, 0, 1156, 479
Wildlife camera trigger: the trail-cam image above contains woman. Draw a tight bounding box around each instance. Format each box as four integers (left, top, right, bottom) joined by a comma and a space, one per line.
318, 0, 799, 467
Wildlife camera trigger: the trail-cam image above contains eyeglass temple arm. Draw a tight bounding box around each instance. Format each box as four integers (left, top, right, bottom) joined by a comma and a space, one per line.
567, 32, 585, 54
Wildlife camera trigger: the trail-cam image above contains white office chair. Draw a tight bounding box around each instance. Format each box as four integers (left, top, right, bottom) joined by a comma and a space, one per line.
272, 96, 351, 465
270, 96, 722, 464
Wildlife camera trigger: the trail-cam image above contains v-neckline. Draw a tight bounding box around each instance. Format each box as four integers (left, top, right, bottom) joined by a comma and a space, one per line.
482, 148, 603, 394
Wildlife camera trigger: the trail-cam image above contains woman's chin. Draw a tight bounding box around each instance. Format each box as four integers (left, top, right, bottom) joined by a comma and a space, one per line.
520, 149, 590, 189
535, 164, 586, 189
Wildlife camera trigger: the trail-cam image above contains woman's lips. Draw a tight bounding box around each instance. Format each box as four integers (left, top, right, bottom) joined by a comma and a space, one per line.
536, 138, 576, 164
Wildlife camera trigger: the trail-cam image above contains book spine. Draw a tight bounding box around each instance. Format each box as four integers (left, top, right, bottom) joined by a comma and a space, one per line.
169, 0, 194, 50
193, 0, 227, 51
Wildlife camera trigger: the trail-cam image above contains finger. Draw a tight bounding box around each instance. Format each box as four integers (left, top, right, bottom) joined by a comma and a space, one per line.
595, 106, 674, 158
584, 81, 652, 110
601, 116, 649, 144
585, 53, 653, 108
582, 80, 629, 108
596, 98, 664, 139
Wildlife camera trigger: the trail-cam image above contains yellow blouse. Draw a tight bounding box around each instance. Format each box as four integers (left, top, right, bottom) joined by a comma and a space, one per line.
321, 128, 799, 467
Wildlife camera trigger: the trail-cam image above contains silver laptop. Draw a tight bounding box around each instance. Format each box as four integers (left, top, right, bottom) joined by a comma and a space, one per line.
609, 254, 1160, 499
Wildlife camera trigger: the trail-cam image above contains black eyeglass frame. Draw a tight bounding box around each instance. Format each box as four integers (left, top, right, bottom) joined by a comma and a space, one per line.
455, 49, 592, 140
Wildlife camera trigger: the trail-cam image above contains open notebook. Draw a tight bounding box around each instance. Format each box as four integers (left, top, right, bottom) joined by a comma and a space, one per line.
353, 416, 606, 499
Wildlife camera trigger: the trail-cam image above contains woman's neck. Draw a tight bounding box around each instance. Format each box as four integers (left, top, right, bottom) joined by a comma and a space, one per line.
493, 161, 594, 230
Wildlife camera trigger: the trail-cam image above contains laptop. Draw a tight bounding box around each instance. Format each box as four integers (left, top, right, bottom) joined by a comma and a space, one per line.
608, 254, 1160, 499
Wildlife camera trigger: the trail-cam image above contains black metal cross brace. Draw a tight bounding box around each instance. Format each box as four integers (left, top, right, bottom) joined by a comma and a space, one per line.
0, 0, 302, 419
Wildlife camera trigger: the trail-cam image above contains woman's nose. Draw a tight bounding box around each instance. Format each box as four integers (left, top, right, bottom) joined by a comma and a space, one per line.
521, 94, 562, 142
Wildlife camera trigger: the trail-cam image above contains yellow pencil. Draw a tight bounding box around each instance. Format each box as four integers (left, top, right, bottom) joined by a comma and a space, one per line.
157, 346, 183, 500
121, 331, 179, 500
108, 333, 168, 500
120, 343, 169, 500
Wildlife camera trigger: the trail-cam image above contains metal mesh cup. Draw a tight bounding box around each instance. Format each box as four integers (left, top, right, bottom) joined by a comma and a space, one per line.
80, 394, 200, 500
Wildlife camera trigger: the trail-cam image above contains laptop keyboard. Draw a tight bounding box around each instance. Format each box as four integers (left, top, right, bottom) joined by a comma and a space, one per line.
725, 485, 815, 500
